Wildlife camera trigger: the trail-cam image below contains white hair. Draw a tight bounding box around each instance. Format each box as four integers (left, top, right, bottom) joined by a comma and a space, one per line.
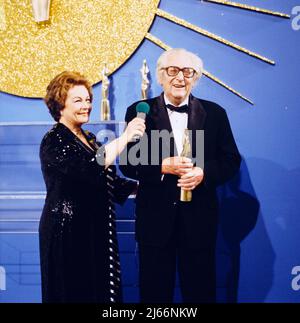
156, 48, 204, 84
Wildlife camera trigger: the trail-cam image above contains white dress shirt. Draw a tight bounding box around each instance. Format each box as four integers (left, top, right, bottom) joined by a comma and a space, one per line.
164, 95, 189, 156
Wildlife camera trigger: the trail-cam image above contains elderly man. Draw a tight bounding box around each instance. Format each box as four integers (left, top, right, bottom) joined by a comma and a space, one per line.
120, 48, 241, 303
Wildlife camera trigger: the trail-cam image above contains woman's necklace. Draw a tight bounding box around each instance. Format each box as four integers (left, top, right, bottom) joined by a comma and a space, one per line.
73, 128, 83, 137
72, 128, 92, 149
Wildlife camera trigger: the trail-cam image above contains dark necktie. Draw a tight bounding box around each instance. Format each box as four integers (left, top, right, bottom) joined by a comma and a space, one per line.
166, 104, 189, 113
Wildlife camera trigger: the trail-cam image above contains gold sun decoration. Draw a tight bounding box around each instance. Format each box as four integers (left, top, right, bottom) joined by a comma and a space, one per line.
0, 0, 289, 104
0, 0, 159, 97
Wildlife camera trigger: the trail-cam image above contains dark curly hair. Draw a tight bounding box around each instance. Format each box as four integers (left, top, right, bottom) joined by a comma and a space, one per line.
44, 71, 93, 122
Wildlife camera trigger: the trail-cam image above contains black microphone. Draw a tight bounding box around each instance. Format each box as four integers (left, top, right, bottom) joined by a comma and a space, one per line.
133, 102, 150, 141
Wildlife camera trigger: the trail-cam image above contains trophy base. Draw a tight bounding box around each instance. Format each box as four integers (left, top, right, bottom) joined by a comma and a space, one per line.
180, 189, 192, 202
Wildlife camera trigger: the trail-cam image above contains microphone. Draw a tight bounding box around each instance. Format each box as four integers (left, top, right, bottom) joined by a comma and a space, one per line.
133, 102, 150, 141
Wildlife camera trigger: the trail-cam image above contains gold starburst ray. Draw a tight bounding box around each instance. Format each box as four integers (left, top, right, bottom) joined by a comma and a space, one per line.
145, 33, 254, 105
202, 0, 290, 18
156, 8, 275, 65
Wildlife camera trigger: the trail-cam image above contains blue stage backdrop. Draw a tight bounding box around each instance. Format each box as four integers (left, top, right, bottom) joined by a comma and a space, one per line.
1, 0, 300, 302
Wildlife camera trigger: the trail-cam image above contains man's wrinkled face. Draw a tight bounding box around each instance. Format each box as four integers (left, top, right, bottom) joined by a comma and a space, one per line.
158, 52, 197, 106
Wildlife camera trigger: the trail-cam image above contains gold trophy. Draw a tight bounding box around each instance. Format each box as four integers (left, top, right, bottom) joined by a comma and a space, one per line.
180, 129, 192, 202
100, 63, 111, 121
31, 0, 51, 23
140, 59, 150, 100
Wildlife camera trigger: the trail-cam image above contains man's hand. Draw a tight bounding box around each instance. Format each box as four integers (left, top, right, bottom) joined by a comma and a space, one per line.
161, 157, 193, 177
177, 167, 204, 190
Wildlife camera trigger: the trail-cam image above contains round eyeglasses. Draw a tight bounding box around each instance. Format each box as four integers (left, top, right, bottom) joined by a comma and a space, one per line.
162, 66, 196, 78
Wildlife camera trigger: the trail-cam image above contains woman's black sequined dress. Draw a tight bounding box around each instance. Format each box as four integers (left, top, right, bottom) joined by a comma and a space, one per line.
39, 123, 134, 303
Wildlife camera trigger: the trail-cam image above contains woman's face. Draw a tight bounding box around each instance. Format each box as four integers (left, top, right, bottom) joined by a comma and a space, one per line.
60, 85, 92, 127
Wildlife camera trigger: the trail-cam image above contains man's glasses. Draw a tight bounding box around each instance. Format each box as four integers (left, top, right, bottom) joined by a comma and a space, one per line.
162, 66, 196, 78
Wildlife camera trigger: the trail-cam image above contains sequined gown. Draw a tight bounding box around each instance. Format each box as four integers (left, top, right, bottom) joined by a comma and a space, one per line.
39, 123, 135, 303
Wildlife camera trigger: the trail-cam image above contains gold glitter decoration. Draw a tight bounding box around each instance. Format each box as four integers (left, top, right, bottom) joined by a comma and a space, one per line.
145, 33, 253, 104
156, 8, 275, 65
203, 0, 290, 18
0, 0, 160, 97
203, 70, 253, 105
145, 33, 170, 51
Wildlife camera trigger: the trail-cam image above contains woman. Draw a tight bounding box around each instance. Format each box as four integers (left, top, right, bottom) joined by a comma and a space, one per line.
39, 71, 145, 303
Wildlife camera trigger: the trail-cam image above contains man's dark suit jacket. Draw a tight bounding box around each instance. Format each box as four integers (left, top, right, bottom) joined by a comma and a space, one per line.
120, 94, 241, 250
